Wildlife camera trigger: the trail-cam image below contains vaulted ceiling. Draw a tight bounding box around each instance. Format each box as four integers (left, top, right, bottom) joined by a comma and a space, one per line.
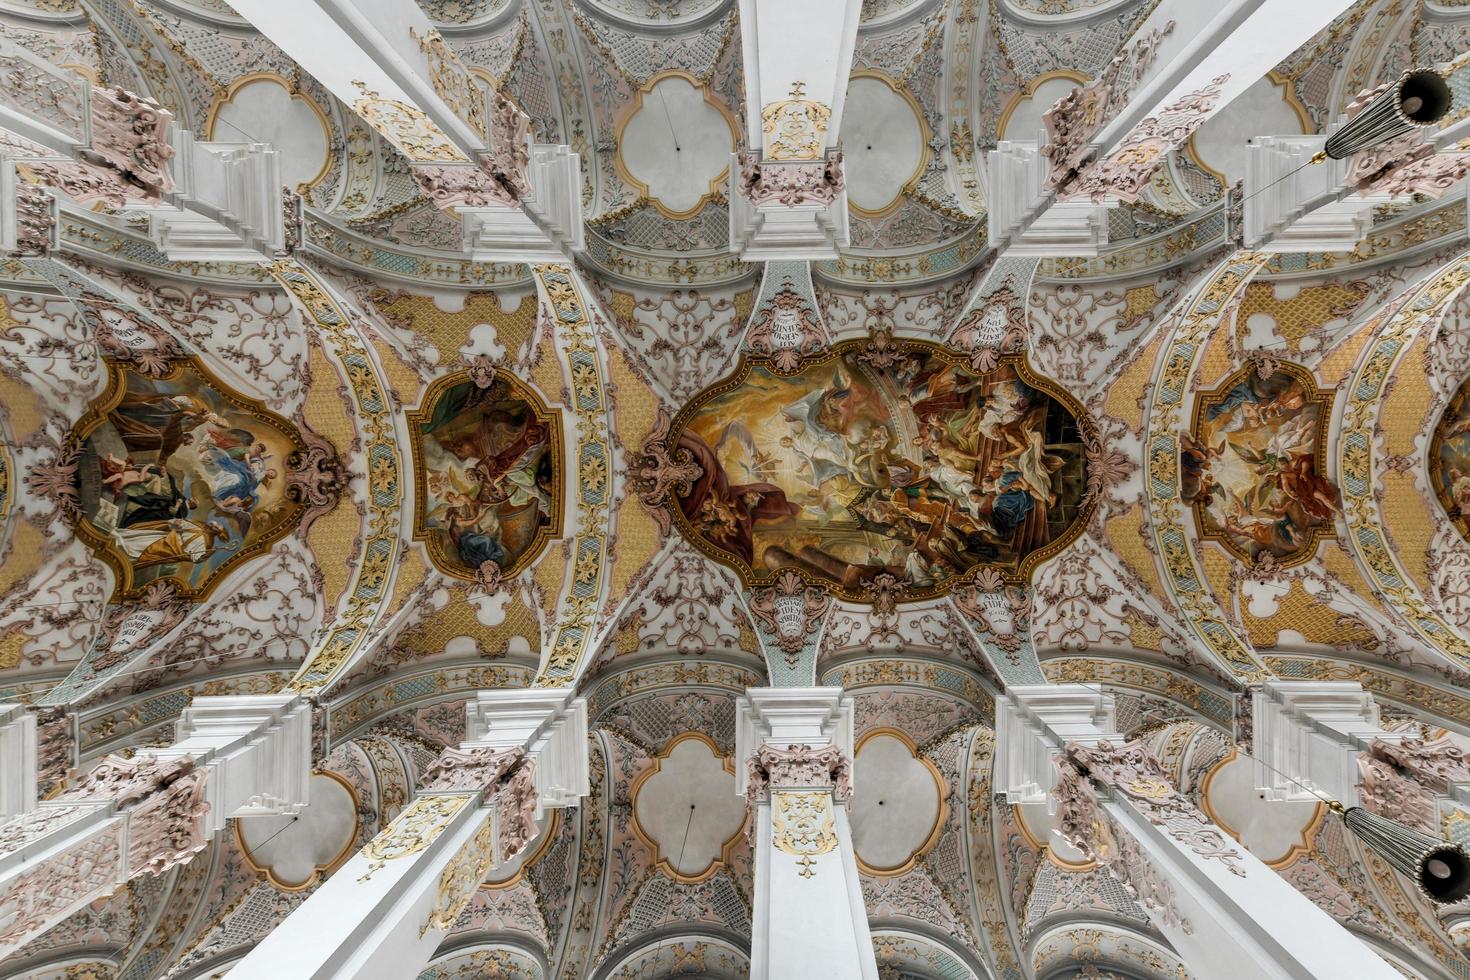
4, 0, 1470, 977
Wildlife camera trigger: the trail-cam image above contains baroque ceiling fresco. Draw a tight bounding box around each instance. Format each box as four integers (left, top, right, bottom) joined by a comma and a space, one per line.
668, 343, 1093, 597
6, 0, 1470, 977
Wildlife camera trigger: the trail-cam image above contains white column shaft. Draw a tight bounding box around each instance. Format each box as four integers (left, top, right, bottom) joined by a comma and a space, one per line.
0, 705, 36, 822
740, 687, 876, 979
1008, 684, 1403, 980
1101, 790, 1398, 980
228, 689, 588, 980
751, 791, 876, 980
227, 793, 492, 980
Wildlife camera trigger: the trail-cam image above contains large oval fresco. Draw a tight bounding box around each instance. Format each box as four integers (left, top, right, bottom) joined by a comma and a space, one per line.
70, 358, 308, 602
409, 371, 563, 580
1432, 373, 1470, 542
665, 339, 1095, 601
1185, 362, 1338, 566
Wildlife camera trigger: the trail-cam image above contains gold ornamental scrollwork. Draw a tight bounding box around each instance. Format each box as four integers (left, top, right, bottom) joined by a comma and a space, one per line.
271, 262, 403, 693
422, 808, 496, 936
358, 794, 470, 881
351, 80, 469, 164
761, 82, 830, 161
771, 790, 838, 879
410, 27, 487, 140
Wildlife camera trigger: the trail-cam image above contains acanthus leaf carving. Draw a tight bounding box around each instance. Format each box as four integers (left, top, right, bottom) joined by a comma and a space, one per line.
736, 150, 845, 207
1060, 76, 1229, 204
8, 182, 54, 257
92, 580, 192, 672
495, 757, 538, 861
483, 90, 532, 201
62, 752, 209, 876
747, 569, 831, 666
1041, 22, 1174, 191
1054, 752, 1189, 931
745, 743, 851, 804
1358, 753, 1438, 833
284, 414, 345, 535
1065, 739, 1246, 877
1368, 736, 1470, 797
632, 405, 704, 538
744, 287, 826, 372
80, 87, 175, 200
1081, 425, 1132, 511
30, 707, 74, 796
420, 745, 526, 795
949, 287, 1027, 374
414, 164, 518, 209
25, 436, 83, 523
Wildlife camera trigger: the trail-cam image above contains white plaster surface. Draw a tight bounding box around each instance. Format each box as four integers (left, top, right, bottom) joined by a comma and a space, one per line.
850, 733, 940, 870
840, 75, 924, 214
211, 77, 330, 190
999, 75, 1081, 143
238, 772, 355, 887
619, 75, 732, 215
1191, 75, 1307, 187
634, 737, 746, 876
1203, 752, 1320, 864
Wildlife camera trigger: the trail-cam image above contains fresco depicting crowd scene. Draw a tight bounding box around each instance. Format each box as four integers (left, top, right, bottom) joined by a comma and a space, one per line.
74, 360, 303, 599
1184, 364, 1339, 563
413, 374, 560, 579
670, 342, 1091, 598
1433, 375, 1470, 540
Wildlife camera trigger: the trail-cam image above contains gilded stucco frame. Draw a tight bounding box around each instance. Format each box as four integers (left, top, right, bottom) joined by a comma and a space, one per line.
853, 727, 948, 877
1429, 372, 1470, 543
628, 731, 746, 885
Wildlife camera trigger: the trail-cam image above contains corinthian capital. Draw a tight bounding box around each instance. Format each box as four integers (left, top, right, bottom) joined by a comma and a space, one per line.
745, 743, 851, 803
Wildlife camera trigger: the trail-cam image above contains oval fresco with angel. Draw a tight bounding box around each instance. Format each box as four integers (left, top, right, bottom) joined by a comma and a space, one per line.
408, 371, 563, 581
1431, 373, 1470, 541
70, 358, 308, 602
1184, 362, 1339, 565
665, 339, 1095, 602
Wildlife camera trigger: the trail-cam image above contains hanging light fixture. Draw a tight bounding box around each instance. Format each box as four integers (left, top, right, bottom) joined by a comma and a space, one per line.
1334, 802, 1470, 904
1320, 68, 1454, 160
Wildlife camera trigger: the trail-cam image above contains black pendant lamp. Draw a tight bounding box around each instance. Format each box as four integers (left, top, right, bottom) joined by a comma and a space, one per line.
1335, 802, 1470, 904
1320, 69, 1454, 160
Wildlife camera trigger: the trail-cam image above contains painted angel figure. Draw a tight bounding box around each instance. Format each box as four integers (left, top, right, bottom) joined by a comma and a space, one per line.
1229, 412, 1339, 520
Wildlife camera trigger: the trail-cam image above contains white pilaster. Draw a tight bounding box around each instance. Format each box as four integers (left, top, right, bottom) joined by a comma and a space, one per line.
143, 131, 287, 263
1250, 680, 1454, 808
464, 688, 589, 811
738, 687, 876, 980
984, 141, 1115, 256
1008, 684, 1401, 980
225, 0, 583, 259
0, 694, 311, 957
0, 704, 36, 822
729, 0, 859, 259
155, 694, 312, 834
1242, 136, 1394, 252
228, 689, 589, 980
1001, 0, 1354, 261
995, 683, 1119, 804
